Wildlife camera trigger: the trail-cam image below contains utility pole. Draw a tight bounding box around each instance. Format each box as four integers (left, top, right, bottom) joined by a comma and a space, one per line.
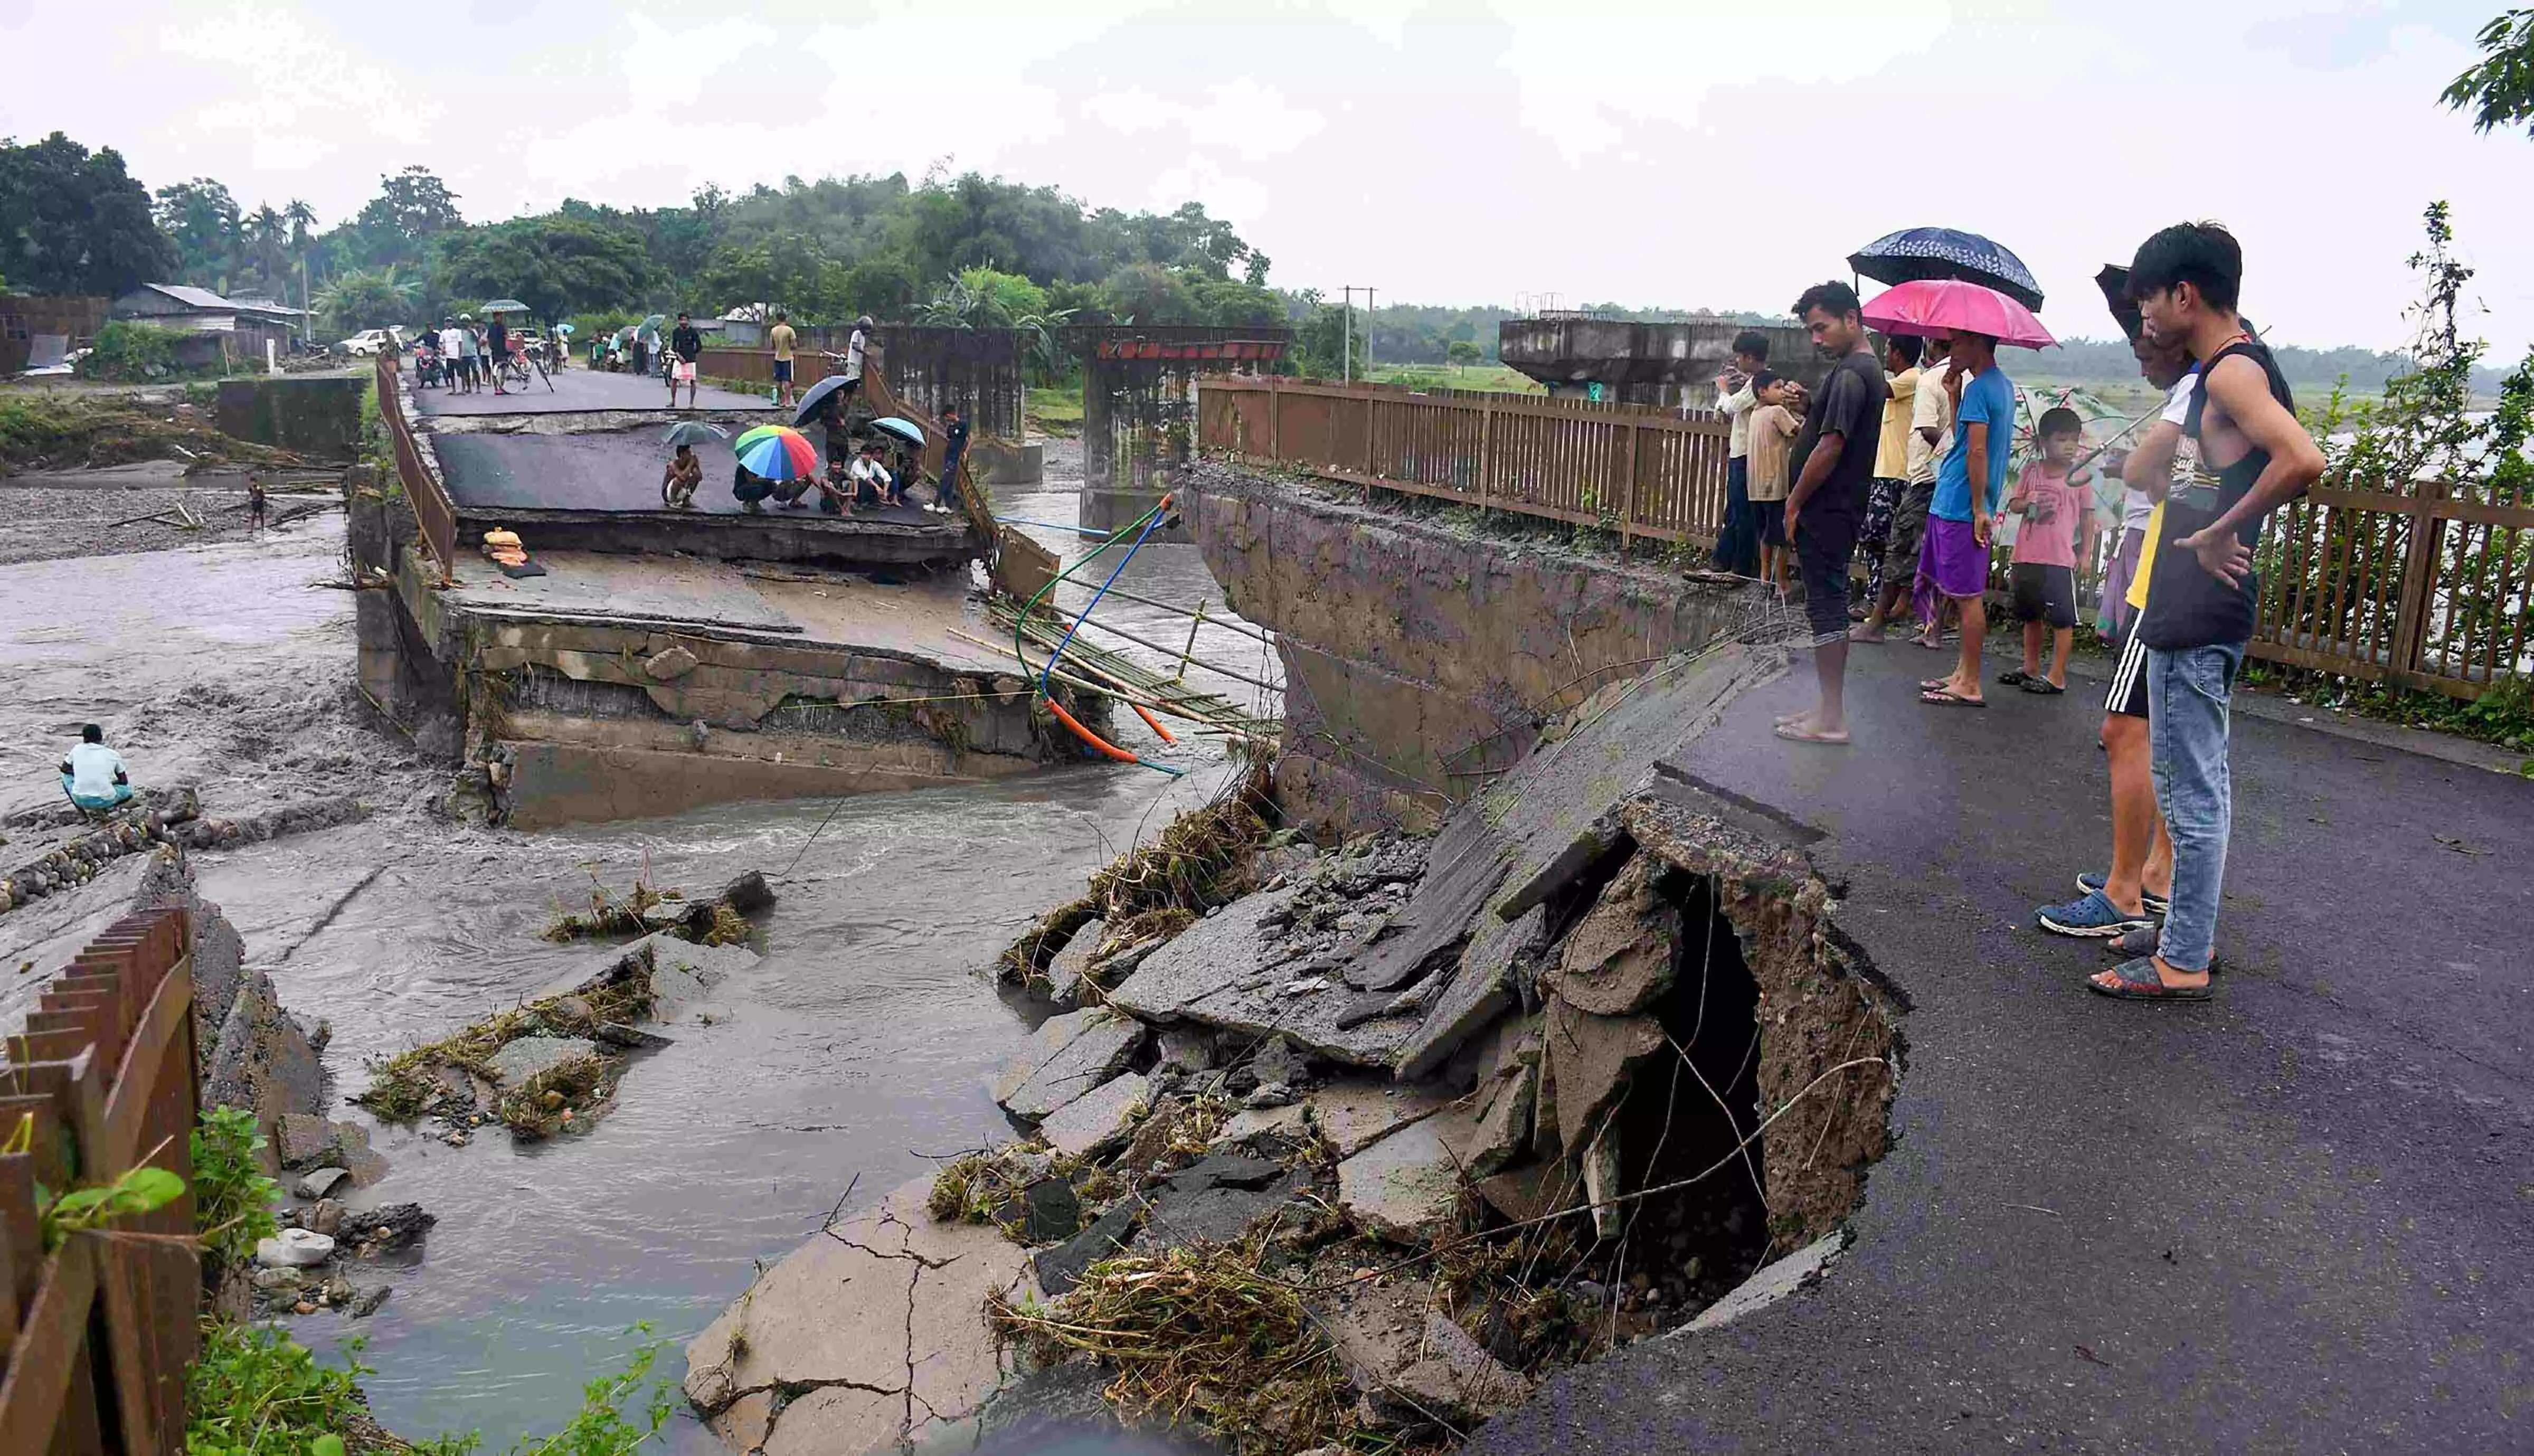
1340, 285, 1379, 383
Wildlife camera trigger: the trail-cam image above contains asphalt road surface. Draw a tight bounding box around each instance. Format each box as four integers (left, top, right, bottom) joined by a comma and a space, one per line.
413, 362, 776, 417
1469, 637, 2534, 1455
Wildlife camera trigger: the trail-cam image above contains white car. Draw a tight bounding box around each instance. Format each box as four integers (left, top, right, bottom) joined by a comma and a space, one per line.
334, 329, 401, 357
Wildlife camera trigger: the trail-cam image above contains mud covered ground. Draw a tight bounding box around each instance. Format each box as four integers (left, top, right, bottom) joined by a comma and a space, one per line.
0, 466, 346, 565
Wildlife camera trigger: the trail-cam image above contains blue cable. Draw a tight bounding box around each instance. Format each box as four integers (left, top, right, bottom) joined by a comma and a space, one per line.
1037, 505, 1168, 703
996, 516, 1117, 538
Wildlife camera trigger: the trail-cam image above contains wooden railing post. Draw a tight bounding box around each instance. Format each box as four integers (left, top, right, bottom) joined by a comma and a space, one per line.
2388, 477, 2448, 688
1479, 396, 1496, 518
1269, 375, 1282, 460
1620, 424, 1639, 551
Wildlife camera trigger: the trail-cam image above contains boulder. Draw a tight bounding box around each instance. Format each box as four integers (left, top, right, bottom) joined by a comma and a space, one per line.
994, 1009, 1145, 1121
1540, 853, 1679, 1017
254, 1228, 335, 1269
487, 1035, 601, 1085
1037, 1072, 1149, 1160
274, 1112, 330, 1169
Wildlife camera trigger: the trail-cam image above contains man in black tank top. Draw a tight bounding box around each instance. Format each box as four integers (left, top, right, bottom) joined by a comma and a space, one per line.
2088, 223, 2324, 1004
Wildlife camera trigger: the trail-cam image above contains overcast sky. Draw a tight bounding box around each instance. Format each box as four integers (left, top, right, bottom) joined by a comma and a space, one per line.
6, 0, 2530, 356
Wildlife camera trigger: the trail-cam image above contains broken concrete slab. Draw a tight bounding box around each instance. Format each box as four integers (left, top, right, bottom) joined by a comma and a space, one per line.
293, 1166, 349, 1200
1443, 1060, 1536, 1180
995, 1009, 1146, 1122
486, 1035, 601, 1085
1542, 851, 1679, 1017
1395, 902, 1549, 1081
682, 1177, 1037, 1452
1107, 887, 1423, 1066
1400, 1312, 1530, 1421
1038, 1071, 1149, 1160
1213, 1102, 1308, 1148
1032, 1203, 1139, 1296
1042, 917, 1107, 1006
1319, 1284, 1530, 1425
1346, 817, 1510, 994
1542, 996, 1666, 1156
1335, 1103, 1481, 1239
1305, 1078, 1455, 1159
643, 644, 701, 681
1681, 1233, 1845, 1334
1134, 1167, 1306, 1253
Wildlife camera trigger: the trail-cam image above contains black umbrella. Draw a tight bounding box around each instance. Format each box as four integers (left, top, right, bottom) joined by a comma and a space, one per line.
1850, 226, 2045, 311
792, 374, 852, 428
2095, 266, 2142, 345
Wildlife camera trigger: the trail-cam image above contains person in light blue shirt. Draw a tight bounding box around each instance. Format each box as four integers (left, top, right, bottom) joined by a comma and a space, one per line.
1915, 330, 2013, 707
1931, 347, 2016, 523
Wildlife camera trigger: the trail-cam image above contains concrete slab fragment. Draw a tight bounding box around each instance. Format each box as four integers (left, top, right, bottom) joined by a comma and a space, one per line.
1038, 1071, 1150, 1160
1542, 851, 1679, 1017
996, 1009, 1145, 1121
1542, 997, 1665, 1155
1305, 1078, 1456, 1158
1395, 902, 1548, 1080
1335, 1103, 1481, 1238
1108, 888, 1423, 1066
486, 1035, 600, 1085
1681, 1233, 1845, 1334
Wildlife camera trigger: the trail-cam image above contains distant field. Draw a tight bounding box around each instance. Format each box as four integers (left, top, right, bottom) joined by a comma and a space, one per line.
1363, 363, 1545, 394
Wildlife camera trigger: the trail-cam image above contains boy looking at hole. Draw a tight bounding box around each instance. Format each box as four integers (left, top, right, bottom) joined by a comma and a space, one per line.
1999, 406, 2095, 694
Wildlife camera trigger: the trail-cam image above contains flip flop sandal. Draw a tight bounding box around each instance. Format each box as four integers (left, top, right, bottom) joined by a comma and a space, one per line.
2085, 957, 2211, 1001
1920, 678, 1955, 691
2020, 679, 2067, 695
1920, 688, 1987, 708
1997, 669, 2030, 686
1773, 722, 1851, 745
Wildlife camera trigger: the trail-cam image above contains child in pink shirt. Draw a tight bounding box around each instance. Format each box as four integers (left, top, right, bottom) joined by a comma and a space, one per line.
2000, 407, 2096, 693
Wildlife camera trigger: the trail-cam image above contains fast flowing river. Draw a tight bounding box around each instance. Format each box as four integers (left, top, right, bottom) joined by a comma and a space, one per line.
0, 460, 1273, 1452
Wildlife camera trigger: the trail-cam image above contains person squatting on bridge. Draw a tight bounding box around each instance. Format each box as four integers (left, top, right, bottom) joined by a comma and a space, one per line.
1772, 281, 1888, 746
2084, 222, 2322, 1003
61, 724, 133, 812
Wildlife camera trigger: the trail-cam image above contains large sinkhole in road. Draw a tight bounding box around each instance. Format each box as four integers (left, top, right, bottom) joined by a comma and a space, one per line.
1458, 801, 1902, 1346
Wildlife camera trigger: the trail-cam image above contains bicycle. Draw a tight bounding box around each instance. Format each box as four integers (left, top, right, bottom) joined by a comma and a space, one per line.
501, 347, 556, 393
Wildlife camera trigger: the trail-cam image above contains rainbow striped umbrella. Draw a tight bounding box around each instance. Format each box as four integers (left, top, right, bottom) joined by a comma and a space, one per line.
732, 424, 818, 480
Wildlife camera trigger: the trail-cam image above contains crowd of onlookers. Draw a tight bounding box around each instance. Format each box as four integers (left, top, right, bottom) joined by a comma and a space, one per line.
1718, 225, 2324, 1006
409, 310, 559, 395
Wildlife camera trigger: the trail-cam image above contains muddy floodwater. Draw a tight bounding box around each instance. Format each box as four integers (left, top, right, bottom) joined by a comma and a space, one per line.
0, 474, 1273, 1451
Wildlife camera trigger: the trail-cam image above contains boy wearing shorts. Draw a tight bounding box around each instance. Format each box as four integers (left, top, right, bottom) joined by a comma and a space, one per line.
1745, 372, 1798, 599
1998, 407, 2095, 694
769, 310, 797, 408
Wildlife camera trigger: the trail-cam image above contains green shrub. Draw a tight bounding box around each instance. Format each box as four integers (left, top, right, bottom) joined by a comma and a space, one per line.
192, 1105, 281, 1270
79, 319, 183, 381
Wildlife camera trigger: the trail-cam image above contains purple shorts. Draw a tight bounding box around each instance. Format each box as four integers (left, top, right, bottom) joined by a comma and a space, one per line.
1913, 515, 1989, 624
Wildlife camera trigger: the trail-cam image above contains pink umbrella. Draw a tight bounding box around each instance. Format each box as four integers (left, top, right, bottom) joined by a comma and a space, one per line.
1861, 278, 2056, 349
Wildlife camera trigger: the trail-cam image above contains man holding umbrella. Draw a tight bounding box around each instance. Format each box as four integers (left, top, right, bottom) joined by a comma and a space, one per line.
1774, 281, 1888, 746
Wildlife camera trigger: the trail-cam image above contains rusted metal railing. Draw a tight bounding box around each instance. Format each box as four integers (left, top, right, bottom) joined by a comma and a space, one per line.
1202, 376, 2533, 702
0, 905, 200, 1456
1199, 375, 1735, 550
374, 352, 456, 584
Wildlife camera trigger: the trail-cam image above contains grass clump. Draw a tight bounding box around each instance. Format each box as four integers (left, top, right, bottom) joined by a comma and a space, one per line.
495, 1053, 614, 1139
357, 971, 652, 1123
542, 866, 681, 942
989, 1243, 1356, 1455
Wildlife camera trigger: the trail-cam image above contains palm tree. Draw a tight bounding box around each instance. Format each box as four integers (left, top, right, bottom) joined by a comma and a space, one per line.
286, 200, 318, 341
248, 206, 287, 296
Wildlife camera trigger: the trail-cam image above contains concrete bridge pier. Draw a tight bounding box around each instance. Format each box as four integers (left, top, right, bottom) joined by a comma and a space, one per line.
1077, 356, 1195, 543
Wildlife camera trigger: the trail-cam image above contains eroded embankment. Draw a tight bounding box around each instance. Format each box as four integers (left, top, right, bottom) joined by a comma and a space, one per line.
1178, 461, 1778, 837
684, 639, 1905, 1455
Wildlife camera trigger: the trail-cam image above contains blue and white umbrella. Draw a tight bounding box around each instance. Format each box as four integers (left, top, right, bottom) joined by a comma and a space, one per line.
1848, 227, 2045, 312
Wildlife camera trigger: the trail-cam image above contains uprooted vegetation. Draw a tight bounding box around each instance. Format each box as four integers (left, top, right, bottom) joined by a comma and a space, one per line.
999, 755, 1276, 986
360, 871, 770, 1137
543, 862, 761, 946
0, 389, 307, 474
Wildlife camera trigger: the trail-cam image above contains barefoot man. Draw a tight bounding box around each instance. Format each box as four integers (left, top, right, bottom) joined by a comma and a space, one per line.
1774, 281, 1888, 745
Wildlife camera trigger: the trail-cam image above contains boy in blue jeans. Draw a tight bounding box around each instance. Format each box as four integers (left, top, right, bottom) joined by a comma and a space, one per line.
2088, 222, 2322, 1002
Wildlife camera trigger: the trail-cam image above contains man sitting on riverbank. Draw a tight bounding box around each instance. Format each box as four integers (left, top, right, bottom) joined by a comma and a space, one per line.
61, 724, 133, 812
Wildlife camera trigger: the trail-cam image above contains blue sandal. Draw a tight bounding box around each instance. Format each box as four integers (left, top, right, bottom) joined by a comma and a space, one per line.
2077, 872, 2169, 915
2086, 957, 2211, 1002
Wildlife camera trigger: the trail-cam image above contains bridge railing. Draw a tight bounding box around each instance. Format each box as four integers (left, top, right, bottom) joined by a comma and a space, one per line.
1202, 376, 2533, 702
375, 352, 456, 584
1198, 375, 1735, 548
0, 905, 200, 1456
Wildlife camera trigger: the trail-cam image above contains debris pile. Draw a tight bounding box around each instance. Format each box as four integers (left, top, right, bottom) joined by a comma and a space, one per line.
357, 872, 768, 1137
688, 642, 1904, 1455
0, 792, 199, 918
